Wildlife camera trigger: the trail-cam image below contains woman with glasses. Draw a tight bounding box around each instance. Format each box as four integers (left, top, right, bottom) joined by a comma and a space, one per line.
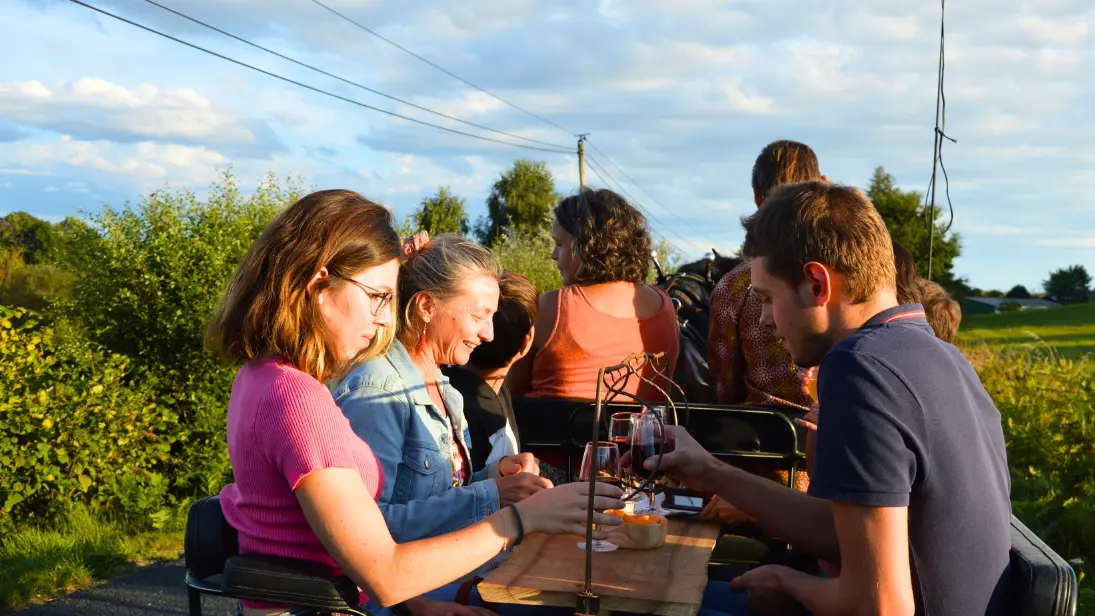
211, 195, 623, 616
333, 234, 559, 548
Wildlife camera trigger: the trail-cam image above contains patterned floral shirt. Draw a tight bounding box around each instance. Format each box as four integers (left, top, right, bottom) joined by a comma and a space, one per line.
707, 261, 813, 411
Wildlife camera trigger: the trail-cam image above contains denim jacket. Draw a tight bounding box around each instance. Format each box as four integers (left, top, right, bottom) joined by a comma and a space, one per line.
332, 340, 501, 542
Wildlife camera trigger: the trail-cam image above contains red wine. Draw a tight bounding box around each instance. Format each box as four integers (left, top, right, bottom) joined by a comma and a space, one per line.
612, 436, 631, 459
595, 476, 623, 488
632, 440, 663, 482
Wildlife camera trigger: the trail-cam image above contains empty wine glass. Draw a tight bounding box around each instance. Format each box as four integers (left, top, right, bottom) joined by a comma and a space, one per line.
577, 441, 621, 552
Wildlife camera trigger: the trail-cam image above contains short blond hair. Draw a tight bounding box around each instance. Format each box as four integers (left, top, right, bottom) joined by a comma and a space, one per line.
397, 235, 501, 348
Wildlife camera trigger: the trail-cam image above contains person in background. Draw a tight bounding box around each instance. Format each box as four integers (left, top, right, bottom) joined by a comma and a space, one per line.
708, 140, 826, 412
443, 270, 538, 473
918, 279, 961, 344
333, 235, 554, 545
508, 188, 679, 401
208, 191, 622, 616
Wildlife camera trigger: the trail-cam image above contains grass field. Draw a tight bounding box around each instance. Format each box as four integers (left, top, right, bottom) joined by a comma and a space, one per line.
959, 302, 1095, 362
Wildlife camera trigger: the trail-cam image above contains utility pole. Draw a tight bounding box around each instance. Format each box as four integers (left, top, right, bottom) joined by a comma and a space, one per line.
577, 134, 588, 188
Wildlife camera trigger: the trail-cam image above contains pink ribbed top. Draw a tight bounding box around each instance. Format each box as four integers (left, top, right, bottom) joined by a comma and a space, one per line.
219, 356, 383, 608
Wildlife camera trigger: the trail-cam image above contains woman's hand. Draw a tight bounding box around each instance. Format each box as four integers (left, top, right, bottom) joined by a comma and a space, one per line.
794, 407, 818, 433
403, 231, 430, 256
499, 453, 540, 477
495, 473, 553, 507
516, 481, 625, 537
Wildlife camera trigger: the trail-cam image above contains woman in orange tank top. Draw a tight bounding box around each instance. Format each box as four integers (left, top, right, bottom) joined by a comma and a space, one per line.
507, 188, 679, 401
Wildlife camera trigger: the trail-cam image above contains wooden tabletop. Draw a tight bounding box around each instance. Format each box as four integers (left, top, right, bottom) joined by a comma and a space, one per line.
478, 517, 723, 616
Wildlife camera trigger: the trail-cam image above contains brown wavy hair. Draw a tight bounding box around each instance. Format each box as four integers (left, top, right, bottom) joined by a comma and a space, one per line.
554, 188, 652, 285
205, 189, 401, 382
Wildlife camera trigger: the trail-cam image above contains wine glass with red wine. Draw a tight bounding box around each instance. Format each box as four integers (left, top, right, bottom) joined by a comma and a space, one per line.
629, 413, 671, 516
577, 441, 621, 552
608, 412, 638, 490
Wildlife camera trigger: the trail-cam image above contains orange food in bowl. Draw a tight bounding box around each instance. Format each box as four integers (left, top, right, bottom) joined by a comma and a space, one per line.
603, 511, 668, 549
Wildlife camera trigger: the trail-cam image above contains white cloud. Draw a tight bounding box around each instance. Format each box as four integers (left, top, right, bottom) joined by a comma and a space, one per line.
0, 136, 228, 183
1016, 14, 1089, 46
1035, 236, 1095, 248
0, 78, 282, 156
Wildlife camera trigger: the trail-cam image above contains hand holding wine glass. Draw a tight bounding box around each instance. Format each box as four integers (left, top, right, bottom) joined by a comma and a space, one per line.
577, 441, 622, 552
630, 412, 671, 516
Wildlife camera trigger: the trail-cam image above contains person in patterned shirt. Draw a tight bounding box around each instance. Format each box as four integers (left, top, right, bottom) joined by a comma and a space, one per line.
702, 140, 826, 505
708, 140, 827, 412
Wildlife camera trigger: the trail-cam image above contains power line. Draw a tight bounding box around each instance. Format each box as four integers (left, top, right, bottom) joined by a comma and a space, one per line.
66, 0, 574, 155
585, 153, 704, 254
310, 0, 577, 138
924, 0, 956, 282
586, 140, 723, 250
138, 0, 573, 152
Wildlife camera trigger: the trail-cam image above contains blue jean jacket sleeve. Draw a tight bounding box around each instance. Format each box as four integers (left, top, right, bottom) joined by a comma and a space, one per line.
335, 382, 500, 542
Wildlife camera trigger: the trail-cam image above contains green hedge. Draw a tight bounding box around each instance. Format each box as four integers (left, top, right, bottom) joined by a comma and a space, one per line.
968, 346, 1094, 583
0, 307, 173, 534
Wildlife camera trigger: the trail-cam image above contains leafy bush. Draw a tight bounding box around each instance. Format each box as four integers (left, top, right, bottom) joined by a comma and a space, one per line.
998, 301, 1022, 313
0, 263, 76, 311
0, 307, 172, 534
492, 227, 562, 293
966, 345, 1095, 584
61, 171, 302, 497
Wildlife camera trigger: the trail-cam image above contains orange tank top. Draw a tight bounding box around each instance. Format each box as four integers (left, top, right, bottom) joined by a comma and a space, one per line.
527, 284, 680, 401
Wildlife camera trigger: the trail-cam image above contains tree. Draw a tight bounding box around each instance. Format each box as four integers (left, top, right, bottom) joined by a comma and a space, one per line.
648, 238, 686, 284
491, 227, 562, 292
1005, 284, 1032, 299
410, 186, 469, 237
63, 170, 304, 494
867, 167, 962, 294
482, 159, 559, 245
1043, 265, 1092, 304
0, 211, 61, 265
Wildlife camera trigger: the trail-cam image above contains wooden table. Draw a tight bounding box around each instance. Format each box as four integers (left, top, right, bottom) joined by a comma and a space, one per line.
478, 517, 723, 616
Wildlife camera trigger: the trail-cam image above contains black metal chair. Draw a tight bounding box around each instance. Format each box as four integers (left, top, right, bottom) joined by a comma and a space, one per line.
1009, 515, 1079, 616
183, 495, 368, 616
512, 398, 804, 485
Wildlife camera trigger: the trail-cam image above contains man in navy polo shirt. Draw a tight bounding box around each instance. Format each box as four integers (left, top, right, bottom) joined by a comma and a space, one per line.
653, 181, 1011, 616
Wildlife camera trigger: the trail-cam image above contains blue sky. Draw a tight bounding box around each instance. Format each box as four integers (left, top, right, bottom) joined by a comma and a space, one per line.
1, 0, 1092, 293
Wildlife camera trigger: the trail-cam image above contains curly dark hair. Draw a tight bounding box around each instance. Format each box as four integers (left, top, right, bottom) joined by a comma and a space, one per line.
554, 188, 652, 285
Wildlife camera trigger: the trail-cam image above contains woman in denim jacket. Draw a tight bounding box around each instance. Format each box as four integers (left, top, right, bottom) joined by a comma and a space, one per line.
333, 234, 552, 543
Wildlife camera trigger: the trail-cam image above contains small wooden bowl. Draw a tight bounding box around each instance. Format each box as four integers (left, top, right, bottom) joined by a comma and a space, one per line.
603, 510, 668, 549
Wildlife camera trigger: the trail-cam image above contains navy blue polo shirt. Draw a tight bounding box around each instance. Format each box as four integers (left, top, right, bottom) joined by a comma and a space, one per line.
808, 304, 1012, 616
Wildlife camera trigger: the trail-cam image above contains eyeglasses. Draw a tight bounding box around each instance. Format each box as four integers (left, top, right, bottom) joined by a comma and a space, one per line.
335, 275, 393, 316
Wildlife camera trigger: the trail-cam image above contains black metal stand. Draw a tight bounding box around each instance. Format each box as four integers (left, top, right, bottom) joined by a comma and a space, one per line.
576, 352, 688, 615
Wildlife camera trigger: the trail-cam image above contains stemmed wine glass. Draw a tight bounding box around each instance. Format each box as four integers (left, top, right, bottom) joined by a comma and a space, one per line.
629, 411, 671, 516
608, 412, 637, 490
577, 441, 621, 552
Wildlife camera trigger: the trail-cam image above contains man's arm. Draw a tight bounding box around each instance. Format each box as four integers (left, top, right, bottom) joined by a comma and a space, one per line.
697, 458, 839, 562
735, 502, 915, 616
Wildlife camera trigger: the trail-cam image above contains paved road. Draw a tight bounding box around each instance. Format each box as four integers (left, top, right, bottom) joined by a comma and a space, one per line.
13, 560, 237, 616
